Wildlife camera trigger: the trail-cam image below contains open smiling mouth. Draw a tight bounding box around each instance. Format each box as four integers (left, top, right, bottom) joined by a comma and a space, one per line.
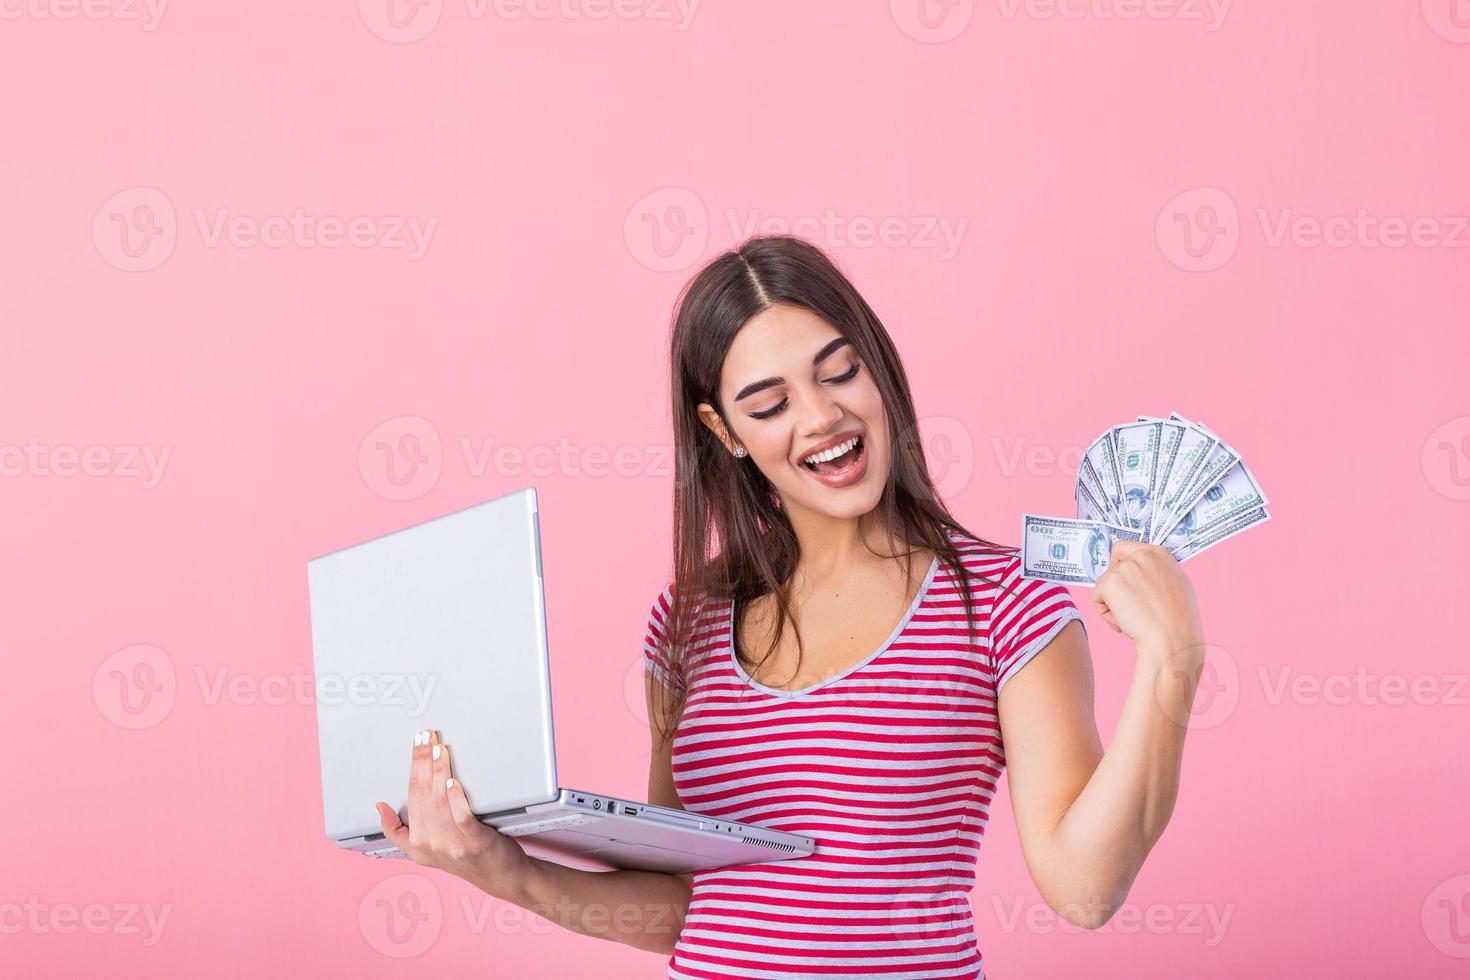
801, 434, 867, 483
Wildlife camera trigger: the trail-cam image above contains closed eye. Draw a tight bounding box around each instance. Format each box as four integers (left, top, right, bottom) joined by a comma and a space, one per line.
749, 362, 861, 420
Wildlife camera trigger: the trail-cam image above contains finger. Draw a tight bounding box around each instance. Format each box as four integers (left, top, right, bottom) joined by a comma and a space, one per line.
425, 739, 459, 837
447, 775, 490, 839
407, 728, 433, 831
1109, 540, 1142, 562
375, 801, 411, 850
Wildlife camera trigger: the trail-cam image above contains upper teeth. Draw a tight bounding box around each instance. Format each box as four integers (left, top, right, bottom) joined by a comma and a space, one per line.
804, 436, 859, 466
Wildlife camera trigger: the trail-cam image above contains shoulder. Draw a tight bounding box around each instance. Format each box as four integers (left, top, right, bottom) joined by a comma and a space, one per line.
938, 526, 1024, 593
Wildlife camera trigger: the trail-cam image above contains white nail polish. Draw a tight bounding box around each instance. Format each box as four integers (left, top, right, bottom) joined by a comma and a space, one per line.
446, 778, 456, 789
416, 731, 425, 746
432, 744, 441, 760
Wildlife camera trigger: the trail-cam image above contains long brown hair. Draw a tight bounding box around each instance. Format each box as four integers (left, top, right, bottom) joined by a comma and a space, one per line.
650, 234, 1010, 746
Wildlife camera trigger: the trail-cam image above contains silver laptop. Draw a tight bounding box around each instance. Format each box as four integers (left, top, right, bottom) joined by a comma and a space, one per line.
306, 486, 816, 874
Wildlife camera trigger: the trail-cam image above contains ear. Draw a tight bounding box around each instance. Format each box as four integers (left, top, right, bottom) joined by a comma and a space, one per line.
696, 402, 737, 454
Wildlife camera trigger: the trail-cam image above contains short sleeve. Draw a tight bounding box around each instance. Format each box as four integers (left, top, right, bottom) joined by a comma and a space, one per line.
642, 583, 686, 696
987, 554, 1086, 695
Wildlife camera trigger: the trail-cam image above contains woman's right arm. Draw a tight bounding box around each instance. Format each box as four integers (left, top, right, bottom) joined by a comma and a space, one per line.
375, 673, 693, 957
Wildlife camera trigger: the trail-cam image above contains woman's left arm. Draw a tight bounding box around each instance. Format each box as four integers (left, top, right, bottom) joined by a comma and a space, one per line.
997, 541, 1206, 929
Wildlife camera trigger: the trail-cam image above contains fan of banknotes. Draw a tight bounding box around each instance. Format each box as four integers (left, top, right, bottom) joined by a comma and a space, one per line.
1021, 412, 1270, 586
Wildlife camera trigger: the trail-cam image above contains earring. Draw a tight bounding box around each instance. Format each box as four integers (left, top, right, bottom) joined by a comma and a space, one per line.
733, 446, 747, 458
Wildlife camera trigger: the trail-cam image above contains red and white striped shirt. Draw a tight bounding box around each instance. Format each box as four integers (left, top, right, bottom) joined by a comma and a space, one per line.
641, 527, 1085, 980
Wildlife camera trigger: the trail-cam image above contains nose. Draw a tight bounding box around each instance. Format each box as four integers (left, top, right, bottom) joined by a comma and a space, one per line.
792, 384, 845, 440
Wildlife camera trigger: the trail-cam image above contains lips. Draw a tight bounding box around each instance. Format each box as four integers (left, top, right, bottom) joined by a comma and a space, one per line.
800, 433, 869, 489
797, 429, 866, 465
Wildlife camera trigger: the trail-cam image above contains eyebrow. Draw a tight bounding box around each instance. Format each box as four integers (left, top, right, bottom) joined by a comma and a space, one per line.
733, 337, 852, 403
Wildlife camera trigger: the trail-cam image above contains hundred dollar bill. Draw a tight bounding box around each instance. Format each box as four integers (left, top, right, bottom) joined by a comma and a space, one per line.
1169, 505, 1271, 563
1146, 419, 1187, 541
1152, 434, 1241, 543
1077, 456, 1121, 525
1112, 420, 1164, 533
1021, 513, 1143, 586
1083, 432, 1126, 521
1155, 458, 1270, 552
1075, 475, 1111, 525
1141, 414, 1218, 544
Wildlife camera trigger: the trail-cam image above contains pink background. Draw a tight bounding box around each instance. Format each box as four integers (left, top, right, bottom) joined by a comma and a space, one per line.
3, 1, 1468, 977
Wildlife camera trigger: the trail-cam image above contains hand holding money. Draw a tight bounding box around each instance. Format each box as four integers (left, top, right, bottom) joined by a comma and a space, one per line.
1091, 539, 1205, 654
1021, 412, 1270, 586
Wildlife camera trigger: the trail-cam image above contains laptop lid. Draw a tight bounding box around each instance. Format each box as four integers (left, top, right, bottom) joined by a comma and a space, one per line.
307, 486, 559, 841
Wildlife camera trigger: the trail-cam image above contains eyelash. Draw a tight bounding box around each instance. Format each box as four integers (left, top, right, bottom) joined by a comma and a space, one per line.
749, 362, 861, 420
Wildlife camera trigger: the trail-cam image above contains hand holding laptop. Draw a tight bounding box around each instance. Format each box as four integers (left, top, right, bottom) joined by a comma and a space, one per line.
308, 486, 816, 872
373, 728, 535, 893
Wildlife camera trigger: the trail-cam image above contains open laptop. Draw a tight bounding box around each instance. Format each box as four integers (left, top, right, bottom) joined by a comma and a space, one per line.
306, 486, 816, 874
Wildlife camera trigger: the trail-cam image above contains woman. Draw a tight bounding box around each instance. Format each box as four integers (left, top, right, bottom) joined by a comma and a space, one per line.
375, 235, 1206, 979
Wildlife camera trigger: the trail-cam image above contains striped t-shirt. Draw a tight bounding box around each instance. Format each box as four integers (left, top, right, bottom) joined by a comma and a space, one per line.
641, 527, 1085, 980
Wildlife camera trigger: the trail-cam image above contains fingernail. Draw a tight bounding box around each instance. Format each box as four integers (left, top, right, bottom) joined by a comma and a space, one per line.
432, 744, 441, 760
446, 778, 456, 789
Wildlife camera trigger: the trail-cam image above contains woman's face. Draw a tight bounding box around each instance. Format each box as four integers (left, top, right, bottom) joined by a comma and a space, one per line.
698, 303, 889, 522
